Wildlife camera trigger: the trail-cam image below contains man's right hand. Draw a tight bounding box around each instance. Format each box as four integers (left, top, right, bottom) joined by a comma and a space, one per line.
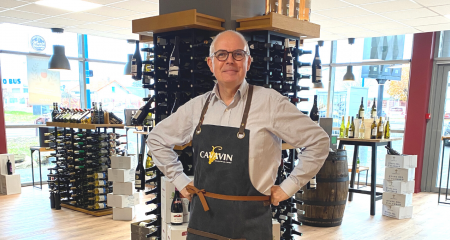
180, 181, 194, 201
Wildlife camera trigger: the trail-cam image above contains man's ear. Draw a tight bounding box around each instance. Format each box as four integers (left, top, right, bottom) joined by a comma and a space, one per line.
207, 57, 214, 75
246, 54, 252, 71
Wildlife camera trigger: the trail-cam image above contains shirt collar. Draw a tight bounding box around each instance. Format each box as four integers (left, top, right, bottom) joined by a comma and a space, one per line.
212, 79, 249, 103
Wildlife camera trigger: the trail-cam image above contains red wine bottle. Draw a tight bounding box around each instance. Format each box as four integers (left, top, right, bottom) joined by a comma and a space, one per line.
171, 189, 183, 225
135, 154, 145, 191
312, 44, 322, 84
309, 95, 319, 123
131, 40, 142, 81
7, 157, 12, 175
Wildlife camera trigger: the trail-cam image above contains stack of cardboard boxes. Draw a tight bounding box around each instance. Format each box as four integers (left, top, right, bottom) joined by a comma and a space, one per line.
108, 155, 140, 221
382, 154, 417, 219
0, 154, 21, 195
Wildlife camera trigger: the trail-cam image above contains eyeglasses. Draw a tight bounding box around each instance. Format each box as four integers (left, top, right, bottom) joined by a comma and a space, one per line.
211, 49, 249, 61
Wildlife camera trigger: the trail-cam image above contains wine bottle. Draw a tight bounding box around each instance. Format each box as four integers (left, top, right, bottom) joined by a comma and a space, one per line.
357, 157, 360, 169
384, 117, 390, 139
143, 52, 153, 84
135, 154, 145, 191
98, 102, 104, 124
339, 116, 345, 138
371, 98, 377, 118
290, 97, 309, 104
145, 153, 154, 177
88, 203, 107, 209
348, 116, 355, 138
88, 195, 107, 202
169, 36, 180, 77
7, 157, 12, 175
359, 117, 365, 139
51, 103, 59, 122
385, 145, 400, 155
345, 116, 350, 138
131, 40, 142, 81
300, 0, 311, 21
312, 44, 322, 85
371, 117, 377, 139
132, 96, 155, 126
377, 117, 384, 139
309, 95, 319, 123
171, 189, 183, 225
358, 97, 365, 119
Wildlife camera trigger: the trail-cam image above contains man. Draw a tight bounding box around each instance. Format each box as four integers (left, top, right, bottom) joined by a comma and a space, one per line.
147, 30, 329, 240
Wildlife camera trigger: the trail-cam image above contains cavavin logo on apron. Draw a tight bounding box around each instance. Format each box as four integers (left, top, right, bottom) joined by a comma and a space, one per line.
199, 146, 233, 164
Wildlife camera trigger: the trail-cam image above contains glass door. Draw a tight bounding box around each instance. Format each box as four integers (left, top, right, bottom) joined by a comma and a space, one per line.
422, 64, 450, 192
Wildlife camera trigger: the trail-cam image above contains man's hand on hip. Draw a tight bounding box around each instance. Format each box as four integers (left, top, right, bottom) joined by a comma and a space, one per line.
180, 181, 194, 202
270, 185, 290, 206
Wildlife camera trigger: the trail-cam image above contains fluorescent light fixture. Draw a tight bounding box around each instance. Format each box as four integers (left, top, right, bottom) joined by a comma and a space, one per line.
36, 0, 102, 12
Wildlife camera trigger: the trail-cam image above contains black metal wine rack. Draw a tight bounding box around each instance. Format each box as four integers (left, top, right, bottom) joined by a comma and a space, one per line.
47, 125, 122, 212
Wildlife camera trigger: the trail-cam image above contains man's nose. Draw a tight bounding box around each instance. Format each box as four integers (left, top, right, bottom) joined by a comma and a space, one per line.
225, 52, 235, 64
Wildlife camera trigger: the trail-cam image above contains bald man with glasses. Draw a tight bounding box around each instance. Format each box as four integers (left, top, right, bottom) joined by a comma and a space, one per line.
147, 30, 329, 240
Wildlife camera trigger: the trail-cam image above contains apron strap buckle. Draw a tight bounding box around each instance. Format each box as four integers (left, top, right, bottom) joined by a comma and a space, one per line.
186, 185, 210, 211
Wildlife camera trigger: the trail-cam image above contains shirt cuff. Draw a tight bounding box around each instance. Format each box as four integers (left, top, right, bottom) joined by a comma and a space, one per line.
172, 173, 193, 191
279, 175, 301, 197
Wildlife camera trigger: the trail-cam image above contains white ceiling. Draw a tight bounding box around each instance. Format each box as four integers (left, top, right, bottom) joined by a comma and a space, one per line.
1, 0, 450, 41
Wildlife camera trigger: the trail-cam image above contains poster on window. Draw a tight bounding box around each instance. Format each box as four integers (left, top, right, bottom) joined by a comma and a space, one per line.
27, 56, 61, 105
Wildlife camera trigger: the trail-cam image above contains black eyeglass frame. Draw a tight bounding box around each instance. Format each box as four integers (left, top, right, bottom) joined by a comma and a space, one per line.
210, 49, 250, 61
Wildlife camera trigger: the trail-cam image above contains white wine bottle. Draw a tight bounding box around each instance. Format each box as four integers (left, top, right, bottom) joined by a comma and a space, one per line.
384, 117, 390, 139
339, 116, 345, 138
359, 117, 365, 139
371, 98, 377, 118
371, 117, 377, 139
377, 117, 384, 139
345, 116, 350, 138
348, 117, 355, 138
358, 97, 365, 119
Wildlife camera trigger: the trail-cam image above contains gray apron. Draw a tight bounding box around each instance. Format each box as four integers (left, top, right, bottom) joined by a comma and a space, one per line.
186, 85, 272, 240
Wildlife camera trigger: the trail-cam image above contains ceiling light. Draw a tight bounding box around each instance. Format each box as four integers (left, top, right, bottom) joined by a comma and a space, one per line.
48, 28, 70, 71
36, 0, 102, 12
343, 66, 355, 81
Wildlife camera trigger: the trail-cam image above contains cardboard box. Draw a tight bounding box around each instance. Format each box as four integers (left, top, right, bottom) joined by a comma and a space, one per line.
382, 205, 413, 219
383, 179, 415, 194
107, 192, 140, 208
273, 219, 280, 240
113, 181, 135, 195
0, 154, 15, 175
182, 198, 190, 223
108, 168, 135, 182
385, 154, 417, 168
131, 219, 158, 238
162, 221, 167, 240
113, 206, 135, 221
382, 192, 413, 207
161, 176, 194, 224
0, 174, 21, 195
111, 155, 137, 169
167, 223, 189, 240
385, 167, 415, 182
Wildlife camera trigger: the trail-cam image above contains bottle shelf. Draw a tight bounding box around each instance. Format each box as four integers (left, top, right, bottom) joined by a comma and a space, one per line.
132, 9, 225, 35
60, 203, 113, 217
337, 137, 402, 143
46, 122, 124, 130
236, 12, 320, 39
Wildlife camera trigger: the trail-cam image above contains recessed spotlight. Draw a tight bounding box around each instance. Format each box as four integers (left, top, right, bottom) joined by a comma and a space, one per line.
36, 0, 102, 12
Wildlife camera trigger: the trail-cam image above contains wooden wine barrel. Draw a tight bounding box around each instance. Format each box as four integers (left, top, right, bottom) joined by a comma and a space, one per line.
296, 149, 349, 227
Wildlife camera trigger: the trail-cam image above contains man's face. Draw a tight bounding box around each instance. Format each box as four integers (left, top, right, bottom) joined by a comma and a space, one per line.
207, 32, 251, 86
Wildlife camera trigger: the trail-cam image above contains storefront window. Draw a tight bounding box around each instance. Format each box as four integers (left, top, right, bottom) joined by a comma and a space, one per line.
87, 35, 132, 62
299, 41, 331, 65
0, 23, 79, 57
297, 66, 330, 117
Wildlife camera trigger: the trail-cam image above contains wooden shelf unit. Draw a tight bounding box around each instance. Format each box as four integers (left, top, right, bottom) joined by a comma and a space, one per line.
60, 203, 113, 217
46, 122, 124, 130
236, 12, 320, 39
337, 137, 402, 143
132, 9, 225, 36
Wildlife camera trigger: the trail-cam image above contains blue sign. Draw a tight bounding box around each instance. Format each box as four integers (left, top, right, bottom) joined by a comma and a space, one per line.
2, 79, 21, 84
30, 35, 46, 52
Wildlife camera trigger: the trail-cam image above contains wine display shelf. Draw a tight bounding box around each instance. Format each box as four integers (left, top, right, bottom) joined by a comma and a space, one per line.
47, 122, 124, 130
132, 9, 225, 35
337, 137, 402, 143
237, 12, 320, 39
47, 124, 123, 214
60, 203, 113, 217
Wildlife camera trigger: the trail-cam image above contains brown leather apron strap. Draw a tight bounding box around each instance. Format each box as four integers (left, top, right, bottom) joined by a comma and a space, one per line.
186, 185, 271, 212
195, 93, 213, 135
237, 85, 253, 139
188, 228, 246, 240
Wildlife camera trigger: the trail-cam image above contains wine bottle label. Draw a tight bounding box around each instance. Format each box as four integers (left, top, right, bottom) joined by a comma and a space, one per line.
286, 65, 293, 74
372, 129, 377, 136
98, 195, 106, 201
136, 180, 141, 185
379, 126, 383, 132
98, 180, 106, 186
98, 188, 105, 194
171, 213, 183, 224
348, 130, 353, 136
316, 69, 322, 80
360, 111, 365, 117
372, 112, 376, 118
99, 203, 107, 208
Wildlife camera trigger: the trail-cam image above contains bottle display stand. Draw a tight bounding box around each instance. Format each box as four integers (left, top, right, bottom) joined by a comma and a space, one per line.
46, 122, 124, 216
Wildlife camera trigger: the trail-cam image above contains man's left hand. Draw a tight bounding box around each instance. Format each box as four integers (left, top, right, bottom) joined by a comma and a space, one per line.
270, 185, 290, 206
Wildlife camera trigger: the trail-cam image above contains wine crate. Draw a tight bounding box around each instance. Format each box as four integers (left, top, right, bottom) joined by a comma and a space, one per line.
111, 155, 138, 169
132, 9, 225, 35
236, 12, 320, 39
383, 179, 415, 194
385, 154, 418, 168
0, 174, 21, 195
60, 203, 113, 216
382, 205, 413, 219
162, 221, 168, 240
108, 168, 136, 182
382, 192, 413, 207
385, 167, 415, 182
167, 223, 189, 240
113, 206, 136, 221
113, 181, 135, 195
107, 192, 140, 208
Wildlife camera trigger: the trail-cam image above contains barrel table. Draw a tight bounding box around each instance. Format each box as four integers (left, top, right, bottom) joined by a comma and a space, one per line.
296, 149, 349, 227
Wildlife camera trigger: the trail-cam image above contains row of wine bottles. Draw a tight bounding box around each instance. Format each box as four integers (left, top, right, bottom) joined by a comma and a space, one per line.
51, 102, 123, 124
265, 0, 311, 21
340, 115, 391, 139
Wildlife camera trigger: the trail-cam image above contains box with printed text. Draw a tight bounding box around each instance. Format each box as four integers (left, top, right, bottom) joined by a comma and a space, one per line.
111, 155, 137, 169
108, 168, 136, 182
382, 192, 413, 207
113, 206, 135, 221
385, 154, 417, 168
107, 192, 140, 208
382, 205, 413, 219
113, 181, 135, 195
383, 179, 414, 194
385, 167, 415, 182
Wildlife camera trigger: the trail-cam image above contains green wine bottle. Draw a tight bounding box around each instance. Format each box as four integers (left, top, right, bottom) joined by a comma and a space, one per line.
384, 117, 390, 139
339, 116, 345, 138
359, 97, 365, 119
371, 98, 377, 118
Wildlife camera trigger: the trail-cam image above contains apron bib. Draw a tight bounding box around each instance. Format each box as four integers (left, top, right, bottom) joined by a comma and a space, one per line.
187, 85, 272, 240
